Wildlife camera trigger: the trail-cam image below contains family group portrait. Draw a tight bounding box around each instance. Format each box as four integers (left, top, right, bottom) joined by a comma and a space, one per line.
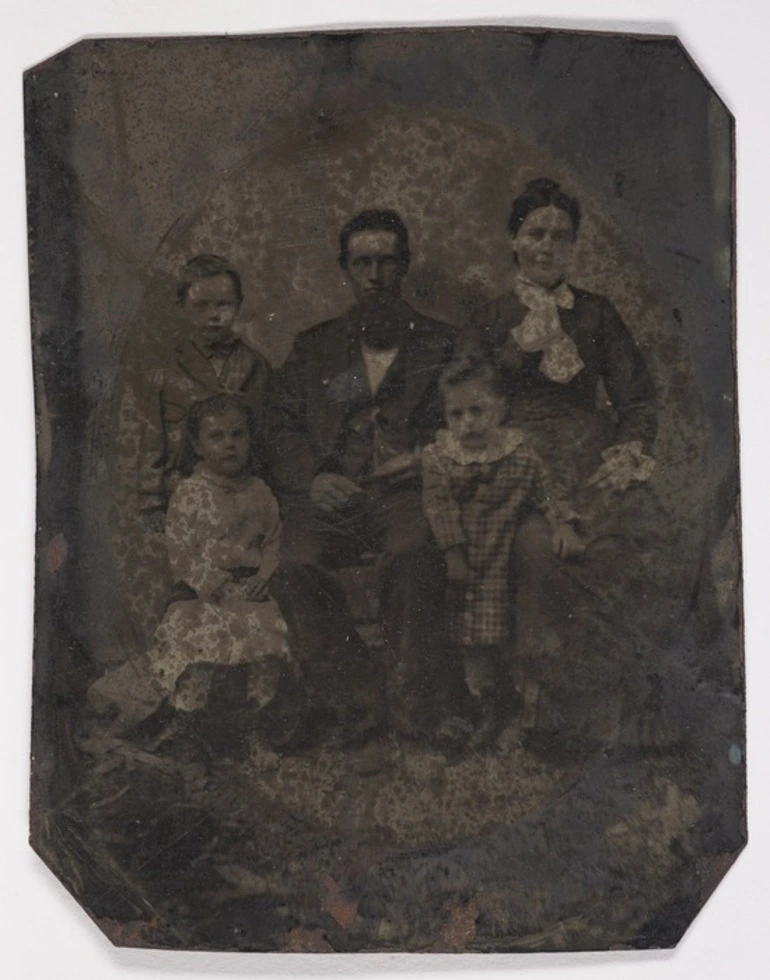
27, 29, 743, 952
101, 181, 669, 763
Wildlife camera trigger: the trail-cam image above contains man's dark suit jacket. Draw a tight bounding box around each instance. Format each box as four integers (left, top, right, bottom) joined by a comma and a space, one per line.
270, 301, 455, 498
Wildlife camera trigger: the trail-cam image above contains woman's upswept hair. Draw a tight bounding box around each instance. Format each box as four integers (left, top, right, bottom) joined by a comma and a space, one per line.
508, 178, 581, 238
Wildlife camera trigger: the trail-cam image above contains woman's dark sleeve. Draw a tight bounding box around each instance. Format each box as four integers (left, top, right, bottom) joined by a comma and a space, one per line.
597, 299, 658, 452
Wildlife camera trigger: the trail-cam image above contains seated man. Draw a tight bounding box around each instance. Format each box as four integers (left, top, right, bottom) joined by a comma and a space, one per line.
270, 209, 468, 745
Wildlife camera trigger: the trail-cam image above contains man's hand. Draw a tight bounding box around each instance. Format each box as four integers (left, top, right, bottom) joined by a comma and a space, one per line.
444, 545, 471, 583
368, 451, 420, 486
310, 472, 364, 512
551, 524, 586, 560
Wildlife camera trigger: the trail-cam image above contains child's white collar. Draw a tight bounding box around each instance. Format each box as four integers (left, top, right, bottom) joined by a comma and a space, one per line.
434, 427, 525, 465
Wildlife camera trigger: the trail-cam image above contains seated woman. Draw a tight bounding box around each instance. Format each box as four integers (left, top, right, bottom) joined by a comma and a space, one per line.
88, 394, 301, 757
464, 178, 680, 758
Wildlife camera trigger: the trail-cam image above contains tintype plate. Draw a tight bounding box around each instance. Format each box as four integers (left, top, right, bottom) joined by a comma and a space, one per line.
26, 27, 743, 952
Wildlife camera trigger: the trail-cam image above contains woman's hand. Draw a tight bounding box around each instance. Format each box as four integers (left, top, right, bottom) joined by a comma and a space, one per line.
552, 524, 585, 560
444, 545, 471, 583
585, 456, 635, 494
586, 441, 656, 495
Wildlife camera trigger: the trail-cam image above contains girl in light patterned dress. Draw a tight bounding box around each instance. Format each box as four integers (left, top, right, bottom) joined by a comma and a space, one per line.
89, 395, 298, 746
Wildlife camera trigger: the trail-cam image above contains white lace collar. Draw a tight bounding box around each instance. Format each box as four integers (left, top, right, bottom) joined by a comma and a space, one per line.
433, 427, 525, 465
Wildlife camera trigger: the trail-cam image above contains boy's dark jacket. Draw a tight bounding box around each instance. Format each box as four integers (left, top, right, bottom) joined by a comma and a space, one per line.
123, 335, 272, 513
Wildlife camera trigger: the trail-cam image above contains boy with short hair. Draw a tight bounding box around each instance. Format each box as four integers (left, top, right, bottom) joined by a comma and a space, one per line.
122, 253, 273, 522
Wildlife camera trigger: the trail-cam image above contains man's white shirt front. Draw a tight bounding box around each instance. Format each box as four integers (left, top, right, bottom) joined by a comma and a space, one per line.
361, 342, 400, 394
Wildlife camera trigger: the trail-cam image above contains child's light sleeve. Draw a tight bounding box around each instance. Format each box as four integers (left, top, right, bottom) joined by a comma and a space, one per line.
421, 446, 466, 550
165, 483, 230, 600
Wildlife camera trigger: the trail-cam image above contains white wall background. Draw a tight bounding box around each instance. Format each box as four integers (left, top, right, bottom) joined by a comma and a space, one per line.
2, 2, 767, 978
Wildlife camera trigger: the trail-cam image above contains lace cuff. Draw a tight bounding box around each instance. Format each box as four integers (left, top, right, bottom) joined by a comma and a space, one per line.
601, 440, 657, 485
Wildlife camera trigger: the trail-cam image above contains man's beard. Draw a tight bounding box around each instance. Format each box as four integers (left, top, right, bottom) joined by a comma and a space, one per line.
357, 291, 407, 349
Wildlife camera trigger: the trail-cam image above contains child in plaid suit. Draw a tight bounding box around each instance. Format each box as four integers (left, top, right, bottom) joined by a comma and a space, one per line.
422, 357, 584, 748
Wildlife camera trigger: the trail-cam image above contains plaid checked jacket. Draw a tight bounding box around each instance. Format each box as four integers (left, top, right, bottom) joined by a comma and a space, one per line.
422, 428, 564, 646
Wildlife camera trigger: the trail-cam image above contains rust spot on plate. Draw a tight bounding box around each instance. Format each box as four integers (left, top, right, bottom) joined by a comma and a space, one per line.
441, 896, 479, 951
322, 873, 358, 929
98, 918, 159, 947
285, 927, 334, 952
45, 533, 67, 575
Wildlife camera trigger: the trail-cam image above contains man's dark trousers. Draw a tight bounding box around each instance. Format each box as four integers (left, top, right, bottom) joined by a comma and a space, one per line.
272, 482, 467, 740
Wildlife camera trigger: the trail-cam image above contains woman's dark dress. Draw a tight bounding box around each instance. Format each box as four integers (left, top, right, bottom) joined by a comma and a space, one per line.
466, 287, 681, 749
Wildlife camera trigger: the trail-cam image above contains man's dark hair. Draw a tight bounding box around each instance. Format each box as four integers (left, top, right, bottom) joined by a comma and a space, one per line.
338, 209, 411, 270
177, 253, 244, 306
507, 178, 581, 238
